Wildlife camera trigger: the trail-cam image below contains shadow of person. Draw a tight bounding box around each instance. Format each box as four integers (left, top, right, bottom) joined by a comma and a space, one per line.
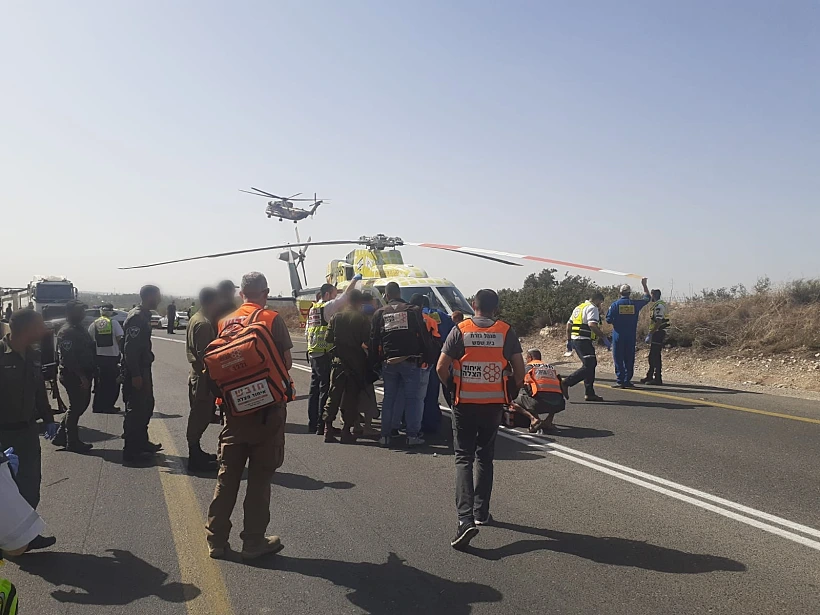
253, 551, 502, 614
468, 521, 746, 574
13, 549, 200, 605
74, 426, 119, 443
273, 472, 354, 490
550, 425, 614, 439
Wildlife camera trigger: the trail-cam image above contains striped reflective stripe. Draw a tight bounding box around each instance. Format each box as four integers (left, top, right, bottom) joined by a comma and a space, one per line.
457, 390, 508, 400
405, 243, 643, 279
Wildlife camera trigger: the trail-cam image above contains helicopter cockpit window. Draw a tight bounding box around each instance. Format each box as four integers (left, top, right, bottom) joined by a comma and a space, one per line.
436, 286, 474, 315
396, 287, 445, 311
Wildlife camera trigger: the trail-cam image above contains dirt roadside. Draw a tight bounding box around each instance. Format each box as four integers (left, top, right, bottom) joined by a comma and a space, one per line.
523, 329, 820, 403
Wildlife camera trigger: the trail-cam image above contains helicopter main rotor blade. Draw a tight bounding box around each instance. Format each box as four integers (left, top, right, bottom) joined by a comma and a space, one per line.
248, 187, 283, 199
434, 249, 522, 267
239, 189, 274, 198
406, 243, 643, 278
119, 239, 360, 270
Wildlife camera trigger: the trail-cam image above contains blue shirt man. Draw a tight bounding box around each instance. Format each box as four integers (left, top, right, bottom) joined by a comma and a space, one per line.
421, 306, 455, 434
605, 278, 651, 387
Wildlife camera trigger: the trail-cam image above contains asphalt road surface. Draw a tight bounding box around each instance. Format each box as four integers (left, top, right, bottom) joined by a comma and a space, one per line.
6, 331, 820, 614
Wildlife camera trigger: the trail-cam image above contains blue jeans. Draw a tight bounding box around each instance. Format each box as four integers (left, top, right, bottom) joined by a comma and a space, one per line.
612, 332, 636, 385
393, 366, 432, 436
381, 361, 422, 438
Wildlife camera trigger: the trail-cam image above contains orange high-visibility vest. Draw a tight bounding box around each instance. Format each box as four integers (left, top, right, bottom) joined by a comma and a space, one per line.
524, 360, 562, 396
423, 313, 441, 338
453, 319, 511, 405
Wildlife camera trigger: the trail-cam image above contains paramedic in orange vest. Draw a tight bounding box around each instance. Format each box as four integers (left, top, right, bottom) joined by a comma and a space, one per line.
437, 289, 525, 549
205, 271, 293, 561
507, 349, 567, 435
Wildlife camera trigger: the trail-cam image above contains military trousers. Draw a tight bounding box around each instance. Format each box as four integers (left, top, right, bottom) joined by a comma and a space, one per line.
123, 368, 155, 453
187, 372, 215, 447
322, 359, 362, 428
0, 423, 41, 509
206, 404, 286, 550
61, 372, 92, 444
93, 355, 121, 412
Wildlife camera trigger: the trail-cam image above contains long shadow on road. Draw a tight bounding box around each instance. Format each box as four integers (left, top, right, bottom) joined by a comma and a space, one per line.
252, 551, 502, 614
13, 549, 200, 605
467, 521, 747, 574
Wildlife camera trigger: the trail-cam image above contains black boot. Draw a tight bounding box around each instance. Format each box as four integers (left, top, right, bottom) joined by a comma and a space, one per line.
51, 424, 67, 448
188, 445, 218, 472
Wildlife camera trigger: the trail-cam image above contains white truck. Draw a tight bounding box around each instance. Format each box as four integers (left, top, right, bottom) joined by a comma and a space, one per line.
1, 275, 78, 325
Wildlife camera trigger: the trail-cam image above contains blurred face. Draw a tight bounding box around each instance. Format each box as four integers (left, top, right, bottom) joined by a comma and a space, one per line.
19, 313, 46, 346
67, 305, 86, 325
144, 291, 161, 311
323, 288, 338, 301
651, 291, 661, 301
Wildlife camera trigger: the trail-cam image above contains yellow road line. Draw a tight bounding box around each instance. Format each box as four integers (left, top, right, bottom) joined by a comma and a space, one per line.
150, 418, 234, 615
603, 385, 820, 425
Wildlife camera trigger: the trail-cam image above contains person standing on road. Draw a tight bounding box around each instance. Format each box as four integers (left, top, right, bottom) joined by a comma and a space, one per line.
3, 304, 11, 321
306, 277, 361, 435
561, 292, 609, 402
166, 301, 177, 334
437, 289, 525, 549
53, 301, 96, 453
0, 309, 59, 550
185, 287, 220, 472
370, 282, 435, 448
88, 303, 124, 414
122, 285, 162, 464
606, 278, 651, 388
206, 271, 293, 561
641, 289, 670, 386
322, 289, 370, 444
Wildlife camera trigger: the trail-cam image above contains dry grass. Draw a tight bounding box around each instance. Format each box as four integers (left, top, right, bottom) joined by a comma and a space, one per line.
661, 292, 820, 353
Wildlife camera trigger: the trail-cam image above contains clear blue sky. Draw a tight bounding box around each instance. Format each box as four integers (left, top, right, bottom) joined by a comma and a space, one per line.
2, 1, 818, 299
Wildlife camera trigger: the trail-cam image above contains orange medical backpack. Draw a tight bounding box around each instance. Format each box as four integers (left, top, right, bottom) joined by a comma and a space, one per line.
204, 309, 293, 417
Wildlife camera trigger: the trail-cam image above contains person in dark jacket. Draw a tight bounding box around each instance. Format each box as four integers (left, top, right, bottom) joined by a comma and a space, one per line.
166, 301, 177, 334
122, 285, 162, 464
370, 282, 434, 448
53, 301, 96, 452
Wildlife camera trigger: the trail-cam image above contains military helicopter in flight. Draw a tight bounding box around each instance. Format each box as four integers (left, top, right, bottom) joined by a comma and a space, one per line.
239, 187, 327, 222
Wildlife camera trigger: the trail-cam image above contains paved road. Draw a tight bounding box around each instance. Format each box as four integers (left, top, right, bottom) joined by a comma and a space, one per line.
5, 331, 820, 614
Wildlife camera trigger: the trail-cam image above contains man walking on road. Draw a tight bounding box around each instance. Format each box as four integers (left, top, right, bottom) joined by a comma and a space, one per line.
122, 285, 162, 464
206, 272, 293, 561
562, 292, 609, 402
53, 300, 96, 453
606, 278, 652, 388
88, 303, 124, 414
185, 287, 220, 472
306, 277, 361, 435
437, 289, 525, 549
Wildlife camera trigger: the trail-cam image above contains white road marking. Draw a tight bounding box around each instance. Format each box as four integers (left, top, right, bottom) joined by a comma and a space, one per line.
157, 339, 820, 551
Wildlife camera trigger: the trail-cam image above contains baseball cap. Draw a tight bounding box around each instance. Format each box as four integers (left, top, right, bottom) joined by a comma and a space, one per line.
217, 279, 238, 292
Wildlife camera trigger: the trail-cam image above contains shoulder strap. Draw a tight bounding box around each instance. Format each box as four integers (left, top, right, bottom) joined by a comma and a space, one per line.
245, 309, 264, 325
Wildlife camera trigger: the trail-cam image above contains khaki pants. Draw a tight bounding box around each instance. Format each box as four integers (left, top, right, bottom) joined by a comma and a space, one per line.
205, 404, 286, 549
187, 373, 214, 446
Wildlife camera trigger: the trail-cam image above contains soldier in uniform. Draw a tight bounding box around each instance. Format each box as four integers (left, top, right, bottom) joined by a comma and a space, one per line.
122, 285, 162, 464
0, 309, 59, 551
53, 300, 96, 453
185, 287, 220, 472
322, 289, 370, 444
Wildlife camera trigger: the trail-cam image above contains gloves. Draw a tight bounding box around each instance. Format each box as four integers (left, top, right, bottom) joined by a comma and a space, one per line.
603, 337, 612, 351
352, 273, 363, 281
645, 334, 651, 344
43, 422, 59, 440
3, 447, 19, 477
566, 341, 573, 352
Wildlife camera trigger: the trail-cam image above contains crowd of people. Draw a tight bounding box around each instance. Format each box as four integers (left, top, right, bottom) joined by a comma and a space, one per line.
0, 271, 671, 570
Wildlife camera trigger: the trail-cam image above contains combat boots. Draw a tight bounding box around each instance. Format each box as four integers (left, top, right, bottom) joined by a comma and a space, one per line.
188, 444, 218, 472
340, 426, 357, 445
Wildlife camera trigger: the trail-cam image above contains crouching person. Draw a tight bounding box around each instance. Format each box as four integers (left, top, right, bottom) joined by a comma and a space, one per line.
506, 349, 567, 435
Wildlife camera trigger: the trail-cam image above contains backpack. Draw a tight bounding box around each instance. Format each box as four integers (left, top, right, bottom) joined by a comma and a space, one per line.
203, 309, 293, 417
0, 578, 18, 615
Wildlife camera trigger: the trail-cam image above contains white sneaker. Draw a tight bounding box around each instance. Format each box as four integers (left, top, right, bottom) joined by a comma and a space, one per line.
407, 436, 425, 447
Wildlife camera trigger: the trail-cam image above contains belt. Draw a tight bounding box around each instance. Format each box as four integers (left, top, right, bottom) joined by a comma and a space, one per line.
0, 421, 34, 431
